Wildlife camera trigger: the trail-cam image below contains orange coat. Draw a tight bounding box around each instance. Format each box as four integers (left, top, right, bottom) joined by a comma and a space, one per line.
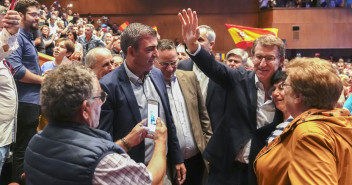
254, 108, 352, 185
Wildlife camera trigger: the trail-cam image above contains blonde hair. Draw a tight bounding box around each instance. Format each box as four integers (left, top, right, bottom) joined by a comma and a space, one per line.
285, 57, 343, 110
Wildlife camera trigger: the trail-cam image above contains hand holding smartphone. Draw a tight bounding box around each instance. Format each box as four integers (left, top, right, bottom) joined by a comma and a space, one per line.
147, 100, 159, 134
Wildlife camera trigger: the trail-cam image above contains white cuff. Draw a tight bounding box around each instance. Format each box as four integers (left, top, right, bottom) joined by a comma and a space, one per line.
186, 43, 201, 56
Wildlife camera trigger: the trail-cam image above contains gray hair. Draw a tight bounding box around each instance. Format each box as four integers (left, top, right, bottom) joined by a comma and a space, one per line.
120, 23, 157, 55
226, 48, 248, 64
198, 25, 216, 42
252, 34, 285, 57
40, 64, 97, 122
85, 47, 109, 67
157, 39, 175, 51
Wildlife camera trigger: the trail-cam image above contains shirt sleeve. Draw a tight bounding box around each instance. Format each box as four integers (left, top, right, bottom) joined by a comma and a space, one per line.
93, 153, 153, 185
0, 28, 19, 60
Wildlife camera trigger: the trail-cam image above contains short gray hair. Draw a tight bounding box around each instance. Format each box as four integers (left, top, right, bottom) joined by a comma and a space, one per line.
85, 47, 109, 67
120, 23, 157, 55
198, 25, 216, 42
40, 64, 97, 122
157, 39, 175, 51
226, 48, 248, 64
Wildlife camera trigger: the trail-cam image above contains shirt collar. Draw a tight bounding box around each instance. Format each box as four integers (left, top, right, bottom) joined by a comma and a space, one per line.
123, 61, 150, 85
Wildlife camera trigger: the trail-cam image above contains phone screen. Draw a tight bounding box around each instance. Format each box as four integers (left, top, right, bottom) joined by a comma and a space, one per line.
147, 100, 159, 134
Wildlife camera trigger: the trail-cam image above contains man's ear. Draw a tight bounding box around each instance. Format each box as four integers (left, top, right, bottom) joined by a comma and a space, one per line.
127, 46, 135, 57
19, 12, 24, 20
209, 41, 215, 50
81, 100, 90, 122
279, 56, 285, 68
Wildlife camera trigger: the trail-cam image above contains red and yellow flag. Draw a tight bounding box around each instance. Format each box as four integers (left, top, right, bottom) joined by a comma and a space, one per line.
152, 26, 158, 32
119, 21, 130, 31
226, 24, 278, 49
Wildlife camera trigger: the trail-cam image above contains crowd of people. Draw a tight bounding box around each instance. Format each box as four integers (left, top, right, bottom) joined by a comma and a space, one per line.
1, 0, 352, 185
260, 0, 352, 9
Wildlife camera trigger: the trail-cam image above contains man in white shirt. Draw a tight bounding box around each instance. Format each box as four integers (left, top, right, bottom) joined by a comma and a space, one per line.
155, 39, 213, 185
0, 6, 21, 174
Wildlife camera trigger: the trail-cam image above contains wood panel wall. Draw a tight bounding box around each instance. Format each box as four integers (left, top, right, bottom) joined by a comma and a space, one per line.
38, 0, 260, 53
38, 1, 352, 51
260, 8, 352, 49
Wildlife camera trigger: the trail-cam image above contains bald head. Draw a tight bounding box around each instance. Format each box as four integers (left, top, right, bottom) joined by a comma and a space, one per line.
85, 47, 114, 79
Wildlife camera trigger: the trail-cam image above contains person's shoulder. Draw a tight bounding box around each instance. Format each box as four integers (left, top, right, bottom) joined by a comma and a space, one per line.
100, 65, 125, 85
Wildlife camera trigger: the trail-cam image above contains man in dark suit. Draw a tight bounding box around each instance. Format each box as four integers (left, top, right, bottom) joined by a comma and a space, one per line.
155, 39, 213, 185
178, 9, 284, 185
98, 23, 185, 184
177, 24, 227, 131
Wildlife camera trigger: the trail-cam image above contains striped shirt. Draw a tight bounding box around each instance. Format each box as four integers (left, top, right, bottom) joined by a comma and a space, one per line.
93, 153, 153, 185
266, 116, 294, 144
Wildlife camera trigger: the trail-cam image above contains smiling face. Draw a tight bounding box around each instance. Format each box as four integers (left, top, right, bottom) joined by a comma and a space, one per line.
272, 81, 287, 114
155, 48, 178, 85
253, 44, 283, 85
128, 35, 158, 77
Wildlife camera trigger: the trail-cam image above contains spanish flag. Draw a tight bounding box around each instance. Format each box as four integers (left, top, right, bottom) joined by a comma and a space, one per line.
226, 24, 278, 49
152, 26, 158, 32
119, 21, 130, 31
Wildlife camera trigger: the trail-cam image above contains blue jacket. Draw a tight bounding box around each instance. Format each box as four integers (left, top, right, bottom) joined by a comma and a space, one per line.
24, 121, 125, 185
99, 65, 183, 165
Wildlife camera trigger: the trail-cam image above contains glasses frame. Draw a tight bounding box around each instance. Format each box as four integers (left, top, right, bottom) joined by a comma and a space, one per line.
89, 91, 108, 103
158, 61, 177, 68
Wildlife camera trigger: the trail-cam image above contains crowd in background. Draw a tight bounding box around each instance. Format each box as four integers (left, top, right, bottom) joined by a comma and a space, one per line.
260, 0, 352, 9
1, 0, 352, 185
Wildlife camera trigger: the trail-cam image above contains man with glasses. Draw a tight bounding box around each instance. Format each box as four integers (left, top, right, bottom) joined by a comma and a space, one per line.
85, 47, 114, 79
5, 0, 43, 183
24, 64, 168, 185
178, 8, 285, 185
154, 39, 212, 185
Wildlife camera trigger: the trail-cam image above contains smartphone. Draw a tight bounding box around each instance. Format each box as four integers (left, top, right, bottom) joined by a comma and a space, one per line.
147, 100, 159, 134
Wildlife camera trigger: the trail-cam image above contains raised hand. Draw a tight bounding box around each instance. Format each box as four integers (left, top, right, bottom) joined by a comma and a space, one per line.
2, 10, 21, 35
178, 8, 200, 54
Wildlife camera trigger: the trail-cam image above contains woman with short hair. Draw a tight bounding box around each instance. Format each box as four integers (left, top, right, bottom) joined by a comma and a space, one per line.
255, 57, 352, 185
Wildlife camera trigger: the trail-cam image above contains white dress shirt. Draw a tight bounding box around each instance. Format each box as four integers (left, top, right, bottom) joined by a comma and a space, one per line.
167, 75, 198, 160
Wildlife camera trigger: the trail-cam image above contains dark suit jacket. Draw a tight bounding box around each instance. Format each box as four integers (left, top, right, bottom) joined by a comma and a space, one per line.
98, 65, 183, 164
186, 47, 283, 185
177, 58, 227, 131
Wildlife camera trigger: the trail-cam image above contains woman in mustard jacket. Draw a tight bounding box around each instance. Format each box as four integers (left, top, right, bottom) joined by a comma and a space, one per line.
254, 57, 352, 185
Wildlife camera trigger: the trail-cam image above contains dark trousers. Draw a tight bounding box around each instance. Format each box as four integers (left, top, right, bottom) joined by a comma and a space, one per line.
12, 103, 40, 183
207, 161, 248, 185
183, 152, 206, 185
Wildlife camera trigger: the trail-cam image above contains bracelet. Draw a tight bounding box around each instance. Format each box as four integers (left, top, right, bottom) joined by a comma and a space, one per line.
121, 137, 131, 151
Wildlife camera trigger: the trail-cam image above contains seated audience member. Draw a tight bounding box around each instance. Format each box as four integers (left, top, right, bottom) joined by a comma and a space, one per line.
266, 70, 292, 144
41, 25, 55, 56
0, 7, 21, 174
255, 57, 352, 184
176, 43, 189, 61
85, 47, 114, 79
41, 38, 74, 74
112, 54, 123, 69
225, 48, 248, 69
24, 64, 167, 185
67, 30, 83, 61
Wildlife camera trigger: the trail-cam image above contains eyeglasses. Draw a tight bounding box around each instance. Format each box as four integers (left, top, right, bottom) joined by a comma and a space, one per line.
26, 12, 40, 18
253, 55, 280, 63
158, 61, 177, 68
89, 91, 108, 103
280, 82, 291, 89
